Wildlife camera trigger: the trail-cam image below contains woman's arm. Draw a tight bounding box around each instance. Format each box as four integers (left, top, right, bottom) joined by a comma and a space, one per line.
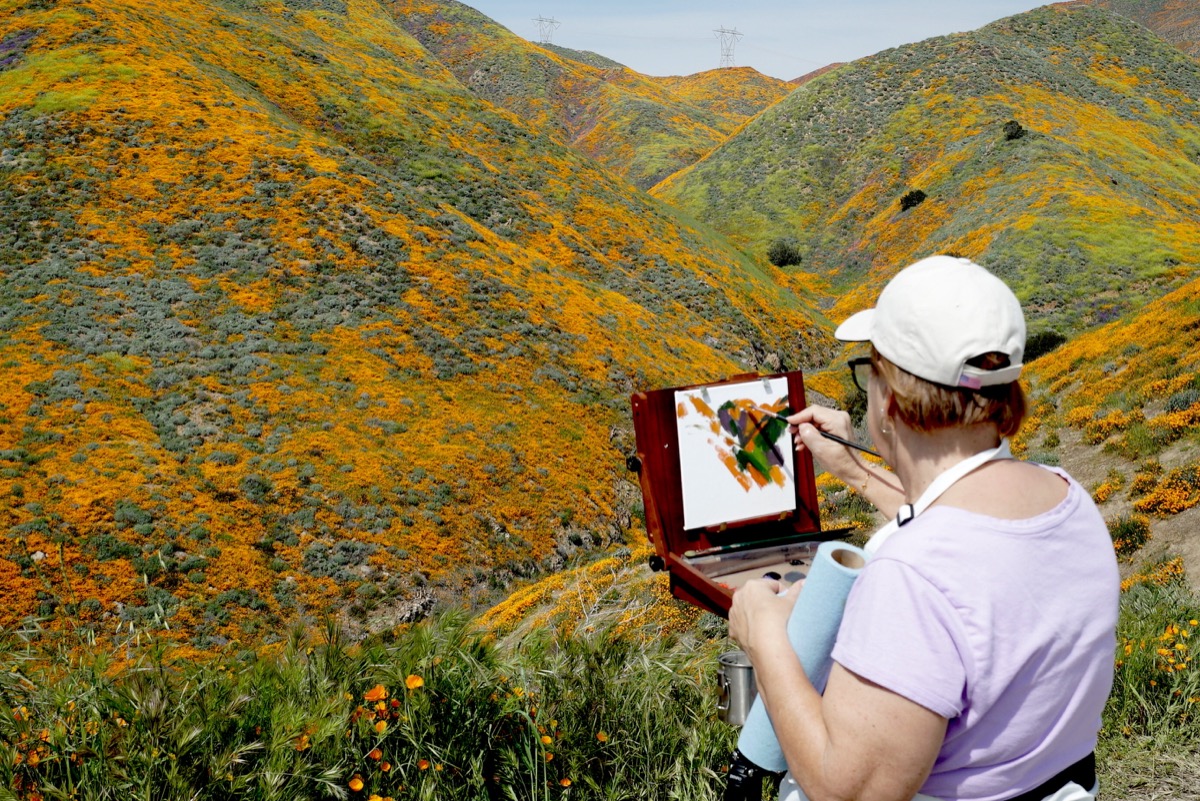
730, 580, 947, 801
787, 406, 905, 518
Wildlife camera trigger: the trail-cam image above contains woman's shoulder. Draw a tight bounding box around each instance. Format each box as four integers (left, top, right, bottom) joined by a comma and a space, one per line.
935, 459, 1072, 521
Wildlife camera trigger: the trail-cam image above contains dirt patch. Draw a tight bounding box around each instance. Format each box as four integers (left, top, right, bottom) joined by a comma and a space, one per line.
1052, 428, 1200, 593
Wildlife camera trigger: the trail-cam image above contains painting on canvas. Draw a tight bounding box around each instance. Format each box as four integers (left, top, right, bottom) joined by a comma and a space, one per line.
674, 377, 797, 529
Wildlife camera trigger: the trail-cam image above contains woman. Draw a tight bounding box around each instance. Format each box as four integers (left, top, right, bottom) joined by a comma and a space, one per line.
729, 255, 1119, 801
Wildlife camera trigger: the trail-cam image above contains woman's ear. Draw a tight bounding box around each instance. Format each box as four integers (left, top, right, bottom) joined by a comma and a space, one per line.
875, 381, 897, 420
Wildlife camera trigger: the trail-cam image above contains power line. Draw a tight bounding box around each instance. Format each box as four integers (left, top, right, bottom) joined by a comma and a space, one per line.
533, 15, 562, 44
713, 26, 743, 68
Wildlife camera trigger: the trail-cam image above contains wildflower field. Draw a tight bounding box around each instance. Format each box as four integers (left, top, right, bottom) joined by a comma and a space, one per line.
0, 597, 736, 800
2, 536, 1199, 800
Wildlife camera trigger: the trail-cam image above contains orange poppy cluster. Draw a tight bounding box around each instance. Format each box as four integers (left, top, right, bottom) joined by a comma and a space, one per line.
343, 680, 427, 793
352, 682, 407, 731
1132, 463, 1200, 517
1151, 622, 1194, 674
1120, 557, 1186, 593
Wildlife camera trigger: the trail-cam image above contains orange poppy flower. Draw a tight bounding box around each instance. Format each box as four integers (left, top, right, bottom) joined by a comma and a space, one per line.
405, 674, 424, 690
418, 759, 431, 770
363, 685, 389, 702
349, 775, 364, 791
368, 748, 382, 761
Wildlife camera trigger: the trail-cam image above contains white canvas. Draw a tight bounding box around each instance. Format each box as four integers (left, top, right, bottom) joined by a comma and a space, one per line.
675, 377, 797, 529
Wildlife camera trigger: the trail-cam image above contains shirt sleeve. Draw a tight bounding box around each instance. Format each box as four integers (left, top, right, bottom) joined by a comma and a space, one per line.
830, 557, 970, 720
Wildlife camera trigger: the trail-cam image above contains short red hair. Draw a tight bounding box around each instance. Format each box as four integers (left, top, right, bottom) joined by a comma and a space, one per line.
872, 346, 1026, 437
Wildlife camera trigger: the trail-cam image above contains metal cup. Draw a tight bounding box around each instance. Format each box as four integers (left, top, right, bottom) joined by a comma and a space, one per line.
716, 649, 757, 726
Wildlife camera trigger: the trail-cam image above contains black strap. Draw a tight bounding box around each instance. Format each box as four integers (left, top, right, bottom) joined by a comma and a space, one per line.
1006, 752, 1096, 801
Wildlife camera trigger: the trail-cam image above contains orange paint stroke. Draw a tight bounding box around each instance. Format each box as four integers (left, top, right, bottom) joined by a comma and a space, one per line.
688, 395, 715, 417
720, 450, 753, 491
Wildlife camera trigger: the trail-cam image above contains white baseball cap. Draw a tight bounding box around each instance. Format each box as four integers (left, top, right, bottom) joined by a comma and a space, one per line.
834, 255, 1026, 389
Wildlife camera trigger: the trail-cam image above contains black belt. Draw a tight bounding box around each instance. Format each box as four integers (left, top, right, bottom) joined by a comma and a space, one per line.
1006, 752, 1096, 801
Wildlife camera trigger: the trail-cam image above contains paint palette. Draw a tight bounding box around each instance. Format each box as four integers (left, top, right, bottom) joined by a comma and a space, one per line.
630, 371, 849, 616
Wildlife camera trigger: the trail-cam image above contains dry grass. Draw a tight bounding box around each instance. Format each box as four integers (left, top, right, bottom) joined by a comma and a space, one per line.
1100, 737, 1200, 799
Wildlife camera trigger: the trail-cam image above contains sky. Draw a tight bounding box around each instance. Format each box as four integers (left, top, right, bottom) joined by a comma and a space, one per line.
462, 1, 1056, 80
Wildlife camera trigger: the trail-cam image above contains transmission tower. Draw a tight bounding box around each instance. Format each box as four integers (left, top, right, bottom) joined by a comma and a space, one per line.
533, 16, 561, 44
713, 26, 742, 68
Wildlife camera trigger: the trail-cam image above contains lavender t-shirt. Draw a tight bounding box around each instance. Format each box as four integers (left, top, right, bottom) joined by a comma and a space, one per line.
830, 468, 1119, 801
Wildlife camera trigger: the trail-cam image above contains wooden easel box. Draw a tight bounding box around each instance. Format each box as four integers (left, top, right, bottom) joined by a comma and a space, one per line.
629, 371, 849, 617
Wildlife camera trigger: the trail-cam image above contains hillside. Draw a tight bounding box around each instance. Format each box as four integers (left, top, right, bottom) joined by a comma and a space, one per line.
0, 0, 830, 649
1016, 274, 1200, 585
652, 67, 793, 123
385, 0, 788, 188
1071, 0, 1200, 56
654, 4, 1200, 337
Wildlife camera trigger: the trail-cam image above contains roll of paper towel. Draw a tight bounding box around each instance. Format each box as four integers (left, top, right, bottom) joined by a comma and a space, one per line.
736, 540, 869, 771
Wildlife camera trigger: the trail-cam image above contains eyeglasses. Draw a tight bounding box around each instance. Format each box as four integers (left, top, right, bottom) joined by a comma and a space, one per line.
847, 356, 874, 393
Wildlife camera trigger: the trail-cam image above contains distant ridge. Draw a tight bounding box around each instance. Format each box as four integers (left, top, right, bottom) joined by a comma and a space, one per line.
1066, 0, 1200, 56
653, 67, 793, 123
541, 43, 626, 71
655, 3, 1200, 335
387, 0, 790, 187
791, 62, 846, 86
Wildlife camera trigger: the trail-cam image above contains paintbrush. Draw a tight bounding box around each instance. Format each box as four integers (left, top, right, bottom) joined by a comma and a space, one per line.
750, 406, 882, 459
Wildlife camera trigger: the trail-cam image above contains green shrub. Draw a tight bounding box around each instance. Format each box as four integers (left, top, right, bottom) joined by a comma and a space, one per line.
1025, 329, 1068, 362
1166, 388, 1200, 413
1002, 119, 1027, 141
1107, 422, 1161, 460
898, 189, 927, 211
766, 236, 803, 267
1107, 513, 1151, 557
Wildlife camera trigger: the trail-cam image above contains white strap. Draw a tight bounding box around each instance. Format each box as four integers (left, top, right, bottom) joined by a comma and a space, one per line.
865, 440, 1011, 555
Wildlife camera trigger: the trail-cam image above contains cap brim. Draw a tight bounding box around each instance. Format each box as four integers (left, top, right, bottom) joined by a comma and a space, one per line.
834, 309, 874, 342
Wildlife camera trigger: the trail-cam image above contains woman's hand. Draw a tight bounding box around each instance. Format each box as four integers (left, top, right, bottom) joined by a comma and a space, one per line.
728, 578, 802, 663
787, 405, 906, 520
787, 406, 865, 485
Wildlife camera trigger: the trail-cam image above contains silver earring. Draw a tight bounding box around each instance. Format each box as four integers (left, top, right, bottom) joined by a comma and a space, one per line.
880, 416, 892, 437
